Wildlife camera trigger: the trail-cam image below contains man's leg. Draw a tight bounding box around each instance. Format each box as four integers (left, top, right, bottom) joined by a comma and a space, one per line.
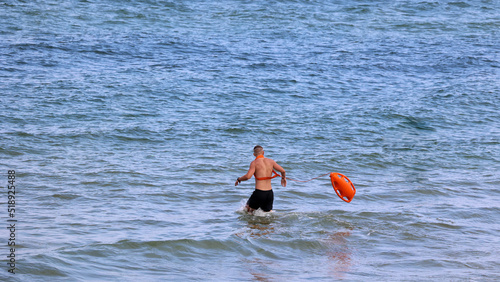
245, 204, 255, 214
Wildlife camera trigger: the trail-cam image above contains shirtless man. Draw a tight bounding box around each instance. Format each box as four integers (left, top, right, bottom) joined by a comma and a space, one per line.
235, 145, 286, 213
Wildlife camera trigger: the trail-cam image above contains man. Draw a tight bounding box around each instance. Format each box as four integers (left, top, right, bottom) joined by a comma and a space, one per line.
235, 145, 286, 213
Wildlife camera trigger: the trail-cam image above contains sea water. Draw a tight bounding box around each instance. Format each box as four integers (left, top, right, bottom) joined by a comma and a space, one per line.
1, 0, 499, 280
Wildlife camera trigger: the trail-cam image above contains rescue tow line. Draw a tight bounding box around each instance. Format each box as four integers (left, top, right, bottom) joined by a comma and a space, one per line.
267, 171, 356, 203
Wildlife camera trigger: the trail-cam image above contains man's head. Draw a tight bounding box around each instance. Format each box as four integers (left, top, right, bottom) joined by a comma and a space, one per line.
253, 145, 264, 156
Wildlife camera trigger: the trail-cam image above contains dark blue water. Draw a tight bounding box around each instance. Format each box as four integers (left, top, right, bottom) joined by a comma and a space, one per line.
1, 0, 499, 280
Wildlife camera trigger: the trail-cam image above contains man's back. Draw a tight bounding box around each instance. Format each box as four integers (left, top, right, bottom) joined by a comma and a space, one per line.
253, 157, 278, 191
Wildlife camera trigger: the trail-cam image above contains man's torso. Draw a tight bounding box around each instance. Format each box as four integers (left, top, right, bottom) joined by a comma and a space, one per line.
253, 157, 274, 191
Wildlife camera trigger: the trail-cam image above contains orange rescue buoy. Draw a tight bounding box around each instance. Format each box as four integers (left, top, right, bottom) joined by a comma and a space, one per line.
330, 172, 356, 203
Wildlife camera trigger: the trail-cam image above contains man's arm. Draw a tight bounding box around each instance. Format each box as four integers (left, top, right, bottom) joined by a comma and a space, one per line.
235, 161, 256, 186
273, 161, 287, 187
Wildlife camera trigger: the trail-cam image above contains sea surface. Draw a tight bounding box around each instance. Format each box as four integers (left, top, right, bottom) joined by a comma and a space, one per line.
1, 0, 499, 281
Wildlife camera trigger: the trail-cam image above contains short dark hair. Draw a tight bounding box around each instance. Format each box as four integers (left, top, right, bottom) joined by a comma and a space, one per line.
253, 145, 263, 154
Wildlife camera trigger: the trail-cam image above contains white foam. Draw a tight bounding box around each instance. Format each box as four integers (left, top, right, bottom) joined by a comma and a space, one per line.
252, 208, 275, 217
236, 199, 275, 217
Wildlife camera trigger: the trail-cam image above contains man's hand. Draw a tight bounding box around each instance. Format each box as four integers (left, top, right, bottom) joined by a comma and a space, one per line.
235, 177, 241, 186
281, 177, 287, 187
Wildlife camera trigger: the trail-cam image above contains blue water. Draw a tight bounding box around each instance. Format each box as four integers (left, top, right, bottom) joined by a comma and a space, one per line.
1, 0, 499, 280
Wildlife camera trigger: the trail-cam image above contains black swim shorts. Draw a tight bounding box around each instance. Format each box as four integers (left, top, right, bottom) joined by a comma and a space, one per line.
247, 189, 274, 212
